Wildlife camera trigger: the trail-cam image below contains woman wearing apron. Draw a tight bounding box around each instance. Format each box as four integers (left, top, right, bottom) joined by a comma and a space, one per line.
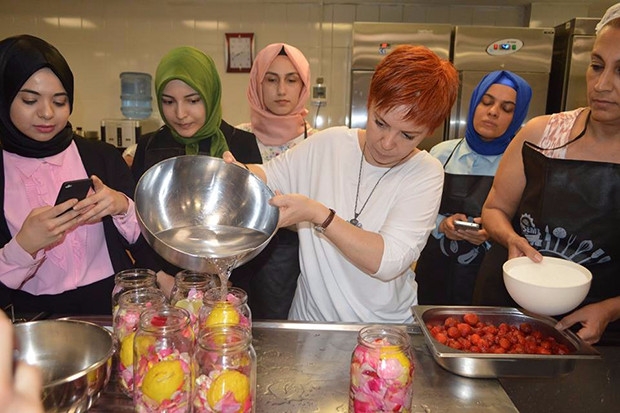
416, 71, 531, 305
232, 43, 315, 319
474, 4, 620, 344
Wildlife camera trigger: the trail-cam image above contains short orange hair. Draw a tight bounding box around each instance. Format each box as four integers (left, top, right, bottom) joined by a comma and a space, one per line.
368, 45, 459, 133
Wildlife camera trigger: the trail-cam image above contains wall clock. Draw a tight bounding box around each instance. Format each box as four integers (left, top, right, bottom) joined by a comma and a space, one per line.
225, 33, 254, 73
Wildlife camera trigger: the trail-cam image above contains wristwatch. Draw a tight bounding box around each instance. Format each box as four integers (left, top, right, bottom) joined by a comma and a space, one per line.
314, 208, 336, 233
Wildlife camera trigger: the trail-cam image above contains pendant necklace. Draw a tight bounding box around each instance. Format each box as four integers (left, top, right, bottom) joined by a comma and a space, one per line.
349, 142, 411, 228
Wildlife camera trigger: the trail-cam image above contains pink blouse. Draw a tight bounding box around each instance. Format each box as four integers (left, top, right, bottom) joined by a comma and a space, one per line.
0, 142, 141, 295
538, 107, 588, 159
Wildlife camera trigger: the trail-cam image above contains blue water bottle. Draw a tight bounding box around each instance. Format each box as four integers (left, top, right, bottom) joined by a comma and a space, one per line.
120, 72, 152, 119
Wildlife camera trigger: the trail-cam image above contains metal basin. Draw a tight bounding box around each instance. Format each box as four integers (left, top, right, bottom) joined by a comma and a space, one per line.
135, 155, 279, 273
412, 305, 600, 378
14, 319, 115, 412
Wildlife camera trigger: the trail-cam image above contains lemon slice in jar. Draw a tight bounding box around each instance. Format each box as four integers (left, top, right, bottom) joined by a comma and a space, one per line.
120, 332, 156, 367
207, 370, 249, 409
205, 302, 240, 326
119, 333, 136, 368
142, 360, 185, 403
380, 345, 410, 369
380, 345, 411, 383
174, 298, 202, 314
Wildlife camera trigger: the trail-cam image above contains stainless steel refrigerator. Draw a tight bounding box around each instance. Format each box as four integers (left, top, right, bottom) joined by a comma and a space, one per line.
447, 25, 555, 140
546, 18, 599, 114
349, 22, 453, 150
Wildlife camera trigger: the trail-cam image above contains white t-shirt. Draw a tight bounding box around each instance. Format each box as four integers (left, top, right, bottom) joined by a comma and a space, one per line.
263, 126, 444, 323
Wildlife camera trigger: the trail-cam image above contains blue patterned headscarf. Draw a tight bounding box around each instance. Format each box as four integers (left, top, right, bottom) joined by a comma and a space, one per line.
465, 70, 532, 156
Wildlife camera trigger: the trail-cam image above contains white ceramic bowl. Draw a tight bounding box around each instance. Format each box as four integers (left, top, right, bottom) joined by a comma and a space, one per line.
503, 256, 592, 316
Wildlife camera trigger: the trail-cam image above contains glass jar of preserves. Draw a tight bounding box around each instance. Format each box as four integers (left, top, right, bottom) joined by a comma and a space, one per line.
170, 270, 219, 333
133, 306, 194, 412
193, 325, 256, 413
349, 325, 414, 412
198, 287, 251, 335
112, 268, 158, 316
113, 288, 167, 397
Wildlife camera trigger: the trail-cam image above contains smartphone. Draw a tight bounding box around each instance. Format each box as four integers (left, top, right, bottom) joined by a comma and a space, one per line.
54, 178, 93, 213
454, 220, 481, 231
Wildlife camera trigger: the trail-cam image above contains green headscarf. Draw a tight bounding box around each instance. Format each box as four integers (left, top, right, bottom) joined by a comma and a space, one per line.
155, 46, 228, 156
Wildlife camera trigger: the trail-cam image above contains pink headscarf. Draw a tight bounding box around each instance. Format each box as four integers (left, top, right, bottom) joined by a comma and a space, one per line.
247, 43, 310, 146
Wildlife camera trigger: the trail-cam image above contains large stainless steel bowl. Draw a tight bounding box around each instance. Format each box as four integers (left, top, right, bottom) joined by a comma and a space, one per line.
135, 155, 279, 273
14, 319, 115, 412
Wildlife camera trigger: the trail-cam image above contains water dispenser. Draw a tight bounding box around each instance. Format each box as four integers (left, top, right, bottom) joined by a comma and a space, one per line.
120, 72, 152, 119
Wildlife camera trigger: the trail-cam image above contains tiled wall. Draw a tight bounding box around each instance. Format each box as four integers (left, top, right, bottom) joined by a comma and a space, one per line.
0, 0, 600, 135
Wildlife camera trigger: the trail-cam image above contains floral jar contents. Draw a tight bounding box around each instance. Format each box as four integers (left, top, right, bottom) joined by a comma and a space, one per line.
170, 270, 219, 334
198, 287, 252, 334
113, 288, 167, 397
112, 268, 158, 316
133, 306, 195, 412
193, 325, 256, 413
349, 325, 414, 413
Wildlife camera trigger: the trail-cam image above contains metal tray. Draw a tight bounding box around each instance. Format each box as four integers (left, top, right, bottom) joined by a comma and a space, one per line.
412, 305, 601, 378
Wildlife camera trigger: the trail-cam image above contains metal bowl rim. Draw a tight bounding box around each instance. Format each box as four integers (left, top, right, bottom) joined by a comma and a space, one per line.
134, 155, 277, 201
16, 319, 115, 389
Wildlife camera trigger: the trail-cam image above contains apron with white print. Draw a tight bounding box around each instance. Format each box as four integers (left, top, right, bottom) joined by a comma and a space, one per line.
474, 141, 620, 313
416, 140, 493, 305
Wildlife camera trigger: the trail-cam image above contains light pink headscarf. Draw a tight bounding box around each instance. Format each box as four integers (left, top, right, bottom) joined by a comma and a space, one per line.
247, 43, 310, 146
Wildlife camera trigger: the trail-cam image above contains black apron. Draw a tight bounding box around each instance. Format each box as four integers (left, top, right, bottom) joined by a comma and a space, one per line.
474, 140, 620, 319
416, 140, 494, 305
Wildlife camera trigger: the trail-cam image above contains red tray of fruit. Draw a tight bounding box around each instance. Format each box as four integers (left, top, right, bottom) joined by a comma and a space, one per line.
411, 305, 600, 378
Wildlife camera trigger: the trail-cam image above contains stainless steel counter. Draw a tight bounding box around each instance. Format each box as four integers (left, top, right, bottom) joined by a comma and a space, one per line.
78, 316, 620, 412
89, 320, 518, 412
500, 343, 620, 413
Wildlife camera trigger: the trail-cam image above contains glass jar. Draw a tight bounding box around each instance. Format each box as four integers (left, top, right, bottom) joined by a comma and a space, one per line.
170, 270, 220, 333
133, 306, 195, 412
349, 325, 414, 412
113, 288, 167, 397
112, 268, 158, 316
193, 325, 256, 413
198, 287, 251, 335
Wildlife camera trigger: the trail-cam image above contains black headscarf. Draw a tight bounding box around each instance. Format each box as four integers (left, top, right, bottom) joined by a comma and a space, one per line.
0, 34, 74, 158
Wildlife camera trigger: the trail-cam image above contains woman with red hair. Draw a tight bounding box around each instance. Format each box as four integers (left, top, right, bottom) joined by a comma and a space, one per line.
225, 45, 458, 323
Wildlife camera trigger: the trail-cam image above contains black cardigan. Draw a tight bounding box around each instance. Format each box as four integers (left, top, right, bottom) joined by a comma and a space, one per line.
131, 120, 262, 181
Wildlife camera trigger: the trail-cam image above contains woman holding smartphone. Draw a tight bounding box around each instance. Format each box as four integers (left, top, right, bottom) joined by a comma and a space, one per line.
415, 70, 532, 306
0, 35, 143, 315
